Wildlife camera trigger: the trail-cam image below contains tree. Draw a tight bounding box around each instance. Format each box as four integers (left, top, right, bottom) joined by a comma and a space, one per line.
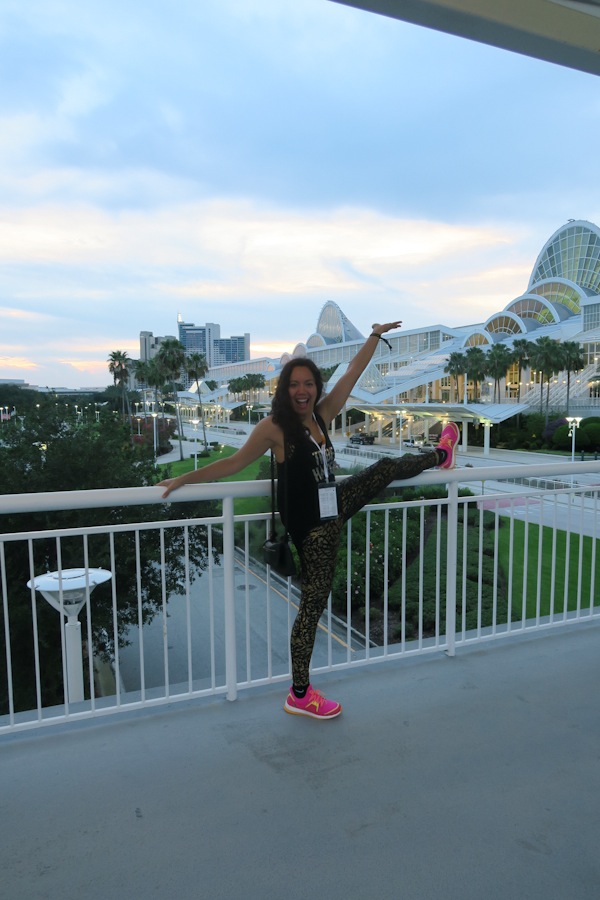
107, 350, 132, 420
135, 357, 167, 415
227, 374, 265, 403
464, 346, 487, 401
529, 337, 563, 426
246, 373, 266, 398
185, 352, 209, 451
156, 339, 186, 461
444, 351, 467, 402
485, 344, 513, 403
227, 377, 246, 399
511, 339, 532, 403
560, 341, 586, 415
0, 400, 218, 714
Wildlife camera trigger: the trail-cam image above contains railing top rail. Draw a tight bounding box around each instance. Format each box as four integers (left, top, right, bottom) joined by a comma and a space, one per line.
1, 461, 599, 516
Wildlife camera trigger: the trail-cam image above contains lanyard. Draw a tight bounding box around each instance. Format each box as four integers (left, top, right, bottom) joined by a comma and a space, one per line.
308, 414, 331, 481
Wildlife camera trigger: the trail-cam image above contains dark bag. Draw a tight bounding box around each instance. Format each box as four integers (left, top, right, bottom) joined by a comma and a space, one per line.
262, 451, 297, 579
262, 536, 296, 578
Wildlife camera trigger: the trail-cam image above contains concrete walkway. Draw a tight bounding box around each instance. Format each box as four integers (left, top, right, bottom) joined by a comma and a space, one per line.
2, 621, 600, 900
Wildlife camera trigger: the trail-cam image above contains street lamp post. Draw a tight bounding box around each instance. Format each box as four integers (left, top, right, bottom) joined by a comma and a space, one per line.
396, 410, 403, 455
247, 403, 253, 424
566, 416, 582, 487
27, 568, 112, 703
191, 418, 200, 469
151, 412, 158, 460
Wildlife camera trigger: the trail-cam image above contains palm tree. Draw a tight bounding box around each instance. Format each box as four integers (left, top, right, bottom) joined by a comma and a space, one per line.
560, 341, 586, 415
228, 377, 245, 400
464, 346, 487, 402
485, 344, 513, 403
185, 352, 209, 450
529, 336, 563, 426
156, 338, 186, 461
134, 358, 166, 416
133, 359, 152, 411
444, 351, 467, 402
511, 339, 532, 403
107, 350, 132, 420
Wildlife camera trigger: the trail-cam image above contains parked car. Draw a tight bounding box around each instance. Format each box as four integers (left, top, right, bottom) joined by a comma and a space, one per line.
349, 433, 375, 445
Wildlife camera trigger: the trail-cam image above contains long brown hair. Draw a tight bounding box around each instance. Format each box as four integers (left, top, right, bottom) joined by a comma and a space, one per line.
271, 358, 324, 441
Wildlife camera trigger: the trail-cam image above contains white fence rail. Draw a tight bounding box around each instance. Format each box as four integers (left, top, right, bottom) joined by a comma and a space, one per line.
1, 461, 599, 734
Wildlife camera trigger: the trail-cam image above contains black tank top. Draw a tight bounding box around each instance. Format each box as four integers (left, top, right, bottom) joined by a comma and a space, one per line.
276, 413, 336, 545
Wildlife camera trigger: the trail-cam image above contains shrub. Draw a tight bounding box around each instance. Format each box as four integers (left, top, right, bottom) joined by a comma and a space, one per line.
582, 422, 600, 451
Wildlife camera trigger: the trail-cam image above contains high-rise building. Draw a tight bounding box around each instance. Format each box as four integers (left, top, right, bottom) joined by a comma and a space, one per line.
139, 331, 176, 361
212, 334, 251, 367
177, 317, 221, 366
139, 319, 252, 389
176, 315, 250, 370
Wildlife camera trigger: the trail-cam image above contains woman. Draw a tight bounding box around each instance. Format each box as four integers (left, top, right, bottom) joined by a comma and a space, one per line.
159, 322, 459, 720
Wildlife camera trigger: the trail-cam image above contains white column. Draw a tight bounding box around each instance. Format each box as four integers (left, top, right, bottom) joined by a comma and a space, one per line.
65, 617, 84, 703
483, 422, 491, 456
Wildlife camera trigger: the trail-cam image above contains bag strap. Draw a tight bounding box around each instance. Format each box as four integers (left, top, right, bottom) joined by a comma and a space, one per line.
269, 450, 291, 543
269, 451, 277, 539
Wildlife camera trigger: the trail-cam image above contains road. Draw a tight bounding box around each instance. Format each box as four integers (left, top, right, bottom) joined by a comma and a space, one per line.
117, 550, 364, 694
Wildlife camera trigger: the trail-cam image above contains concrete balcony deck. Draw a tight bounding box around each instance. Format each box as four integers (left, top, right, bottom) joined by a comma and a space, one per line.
3, 620, 599, 900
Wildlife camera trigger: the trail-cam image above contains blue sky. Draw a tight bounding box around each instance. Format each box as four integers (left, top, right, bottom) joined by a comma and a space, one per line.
2, 0, 600, 389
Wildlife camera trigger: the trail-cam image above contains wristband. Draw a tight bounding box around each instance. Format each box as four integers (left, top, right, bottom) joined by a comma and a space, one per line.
370, 332, 392, 350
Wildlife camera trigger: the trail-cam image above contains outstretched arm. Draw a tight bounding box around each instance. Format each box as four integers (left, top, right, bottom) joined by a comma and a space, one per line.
317, 320, 402, 425
157, 417, 279, 498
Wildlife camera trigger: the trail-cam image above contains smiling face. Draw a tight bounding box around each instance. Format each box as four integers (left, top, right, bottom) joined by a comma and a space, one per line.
288, 365, 318, 421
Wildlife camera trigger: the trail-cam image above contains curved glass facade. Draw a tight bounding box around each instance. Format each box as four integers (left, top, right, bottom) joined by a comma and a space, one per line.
505, 294, 558, 325
212, 220, 600, 413
315, 301, 364, 345
485, 312, 526, 336
528, 280, 582, 316
464, 332, 490, 347
529, 221, 600, 294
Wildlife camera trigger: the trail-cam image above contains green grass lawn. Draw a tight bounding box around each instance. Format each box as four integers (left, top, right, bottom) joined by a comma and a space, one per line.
497, 518, 599, 618
158, 446, 270, 515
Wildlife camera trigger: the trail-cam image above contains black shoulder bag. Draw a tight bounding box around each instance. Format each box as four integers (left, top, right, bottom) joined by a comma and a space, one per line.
262, 452, 297, 578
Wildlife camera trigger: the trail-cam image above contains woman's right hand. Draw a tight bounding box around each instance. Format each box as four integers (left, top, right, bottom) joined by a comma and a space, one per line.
157, 476, 184, 499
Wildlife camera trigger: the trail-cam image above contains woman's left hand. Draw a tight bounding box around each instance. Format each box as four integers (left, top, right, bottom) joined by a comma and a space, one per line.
372, 320, 402, 336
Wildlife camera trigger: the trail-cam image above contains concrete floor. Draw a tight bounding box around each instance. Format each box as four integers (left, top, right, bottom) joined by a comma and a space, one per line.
2, 621, 600, 900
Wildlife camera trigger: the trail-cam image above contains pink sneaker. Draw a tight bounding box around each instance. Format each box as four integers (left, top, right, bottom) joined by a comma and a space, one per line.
284, 685, 342, 719
436, 422, 460, 469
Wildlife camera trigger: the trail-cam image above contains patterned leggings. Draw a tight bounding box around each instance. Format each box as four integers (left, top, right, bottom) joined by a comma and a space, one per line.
290, 451, 441, 688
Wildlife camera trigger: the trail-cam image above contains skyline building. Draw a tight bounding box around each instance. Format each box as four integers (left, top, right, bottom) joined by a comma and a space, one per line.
138, 317, 251, 389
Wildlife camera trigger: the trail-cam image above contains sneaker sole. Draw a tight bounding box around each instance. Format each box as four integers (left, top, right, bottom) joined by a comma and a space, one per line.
283, 701, 342, 719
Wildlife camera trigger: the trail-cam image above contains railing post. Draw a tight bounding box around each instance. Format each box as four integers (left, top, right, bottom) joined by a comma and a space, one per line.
222, 496, 238, 700
445, 480, 458, 657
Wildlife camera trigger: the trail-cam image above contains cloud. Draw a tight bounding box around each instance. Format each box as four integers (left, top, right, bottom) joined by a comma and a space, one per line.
58, 358, 116, 374
0, 356, 39, 371
0, 306, 55, 322
0, 196, 512, 288
250, 341, 295, 360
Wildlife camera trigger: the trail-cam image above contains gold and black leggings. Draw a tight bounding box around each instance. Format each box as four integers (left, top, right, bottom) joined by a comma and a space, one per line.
290, 451, 440, 689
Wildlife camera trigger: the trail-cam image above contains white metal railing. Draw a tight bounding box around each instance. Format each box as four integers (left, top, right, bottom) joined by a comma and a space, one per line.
1, 460, 599, 734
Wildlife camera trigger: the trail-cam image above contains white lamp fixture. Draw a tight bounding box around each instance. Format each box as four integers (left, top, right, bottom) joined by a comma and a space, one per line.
27, 568, 112, 703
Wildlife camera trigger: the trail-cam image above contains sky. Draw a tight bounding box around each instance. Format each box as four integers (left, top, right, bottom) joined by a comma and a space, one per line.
1, 0, 600, 390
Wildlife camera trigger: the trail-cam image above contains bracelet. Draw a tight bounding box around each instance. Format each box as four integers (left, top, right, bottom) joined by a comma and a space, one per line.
370, 332, 392, 350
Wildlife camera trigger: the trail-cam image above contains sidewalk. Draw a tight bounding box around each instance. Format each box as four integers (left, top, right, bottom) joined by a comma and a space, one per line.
159, 426, 594, 475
